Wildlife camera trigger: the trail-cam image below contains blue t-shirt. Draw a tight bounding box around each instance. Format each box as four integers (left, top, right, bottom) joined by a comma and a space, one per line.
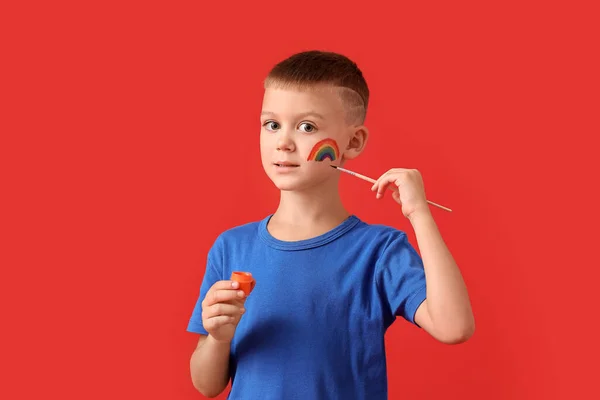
187, 214, 427, 399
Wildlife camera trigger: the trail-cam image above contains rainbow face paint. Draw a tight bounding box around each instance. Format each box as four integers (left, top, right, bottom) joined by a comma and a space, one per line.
307, 138, 340, 162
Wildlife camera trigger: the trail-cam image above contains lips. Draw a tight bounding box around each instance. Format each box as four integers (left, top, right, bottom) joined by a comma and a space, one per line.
273, 161, 299, 167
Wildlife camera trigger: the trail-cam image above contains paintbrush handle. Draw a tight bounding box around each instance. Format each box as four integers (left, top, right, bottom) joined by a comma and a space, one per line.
424, 200, 453, 212
334, 166, 453, 212
347, 170, 377, 184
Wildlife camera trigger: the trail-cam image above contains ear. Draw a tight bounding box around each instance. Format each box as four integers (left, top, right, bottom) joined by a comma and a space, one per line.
342, 125, 369, 161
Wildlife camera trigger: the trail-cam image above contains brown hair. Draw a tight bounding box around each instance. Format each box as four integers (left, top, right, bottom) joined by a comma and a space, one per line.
264, 50, 369, 124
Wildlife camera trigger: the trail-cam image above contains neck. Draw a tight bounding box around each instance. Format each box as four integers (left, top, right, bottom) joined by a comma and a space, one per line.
269, 183, 350, 241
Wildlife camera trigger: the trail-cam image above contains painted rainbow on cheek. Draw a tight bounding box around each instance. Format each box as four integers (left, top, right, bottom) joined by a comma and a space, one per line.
307, 138, 340, 162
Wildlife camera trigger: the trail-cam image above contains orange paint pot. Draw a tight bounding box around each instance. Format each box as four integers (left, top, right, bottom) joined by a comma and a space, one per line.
230, 271, 256, 296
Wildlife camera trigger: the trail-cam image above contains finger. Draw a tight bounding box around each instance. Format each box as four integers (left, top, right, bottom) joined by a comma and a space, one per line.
371, 169, 401, 191
382, 168, 407, 178
203, 280, 240, 302
204, 288, 246, 307
228, 298, 246, 308
203, 303, 245, 319
203, 282, 236, 308
376, 175, 399, 199
371, 170, 389, 191
211, 280, 240, 292
204, 315, 236, 331
371, 175, 389, 193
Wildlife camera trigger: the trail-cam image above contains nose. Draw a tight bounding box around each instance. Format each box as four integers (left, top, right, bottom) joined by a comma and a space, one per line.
276, 130, 295, 152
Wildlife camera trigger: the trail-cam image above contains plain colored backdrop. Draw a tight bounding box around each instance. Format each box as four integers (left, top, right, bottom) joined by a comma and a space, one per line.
1, 1, 598, 399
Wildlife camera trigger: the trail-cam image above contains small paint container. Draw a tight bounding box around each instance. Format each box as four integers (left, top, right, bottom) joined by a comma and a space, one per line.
230, 271, 256, 296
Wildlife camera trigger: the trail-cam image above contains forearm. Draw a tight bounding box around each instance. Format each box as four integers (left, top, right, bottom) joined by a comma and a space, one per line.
190, 335, 231, 397
410, 209, 474, 339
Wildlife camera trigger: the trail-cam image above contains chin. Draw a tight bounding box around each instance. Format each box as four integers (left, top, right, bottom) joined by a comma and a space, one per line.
271, 176, 332, 193
270, 179, 305, 192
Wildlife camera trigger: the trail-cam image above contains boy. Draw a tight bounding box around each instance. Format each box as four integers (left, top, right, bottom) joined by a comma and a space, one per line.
187, 50, 475, 399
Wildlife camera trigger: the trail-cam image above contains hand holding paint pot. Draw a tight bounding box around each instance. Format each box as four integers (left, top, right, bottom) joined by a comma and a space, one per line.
201, 279, 248, 343
230, 272, 256, 296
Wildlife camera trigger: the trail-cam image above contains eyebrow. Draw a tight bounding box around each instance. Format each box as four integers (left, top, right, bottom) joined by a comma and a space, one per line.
260, 111, 326, 120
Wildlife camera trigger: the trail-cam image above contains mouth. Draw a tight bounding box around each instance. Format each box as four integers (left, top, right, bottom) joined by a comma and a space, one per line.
273, 162, 300, 168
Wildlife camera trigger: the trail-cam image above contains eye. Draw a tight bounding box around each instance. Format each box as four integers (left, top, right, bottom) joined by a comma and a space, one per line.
263, 121, 280, 131
298, 122, 316, 133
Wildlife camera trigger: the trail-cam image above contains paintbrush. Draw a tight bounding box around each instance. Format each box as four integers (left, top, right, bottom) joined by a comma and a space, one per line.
331, 165, 452, 212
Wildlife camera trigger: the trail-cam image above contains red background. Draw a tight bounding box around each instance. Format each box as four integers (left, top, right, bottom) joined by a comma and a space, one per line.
2, 1, 598, 399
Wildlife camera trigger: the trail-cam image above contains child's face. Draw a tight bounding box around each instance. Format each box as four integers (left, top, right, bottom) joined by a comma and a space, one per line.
260, 86, 363, 192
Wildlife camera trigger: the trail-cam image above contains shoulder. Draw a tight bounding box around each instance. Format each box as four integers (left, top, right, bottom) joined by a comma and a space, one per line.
346, 218, 421, 270
218, 219, 263, 240
204, 217, 266, 268
351, 217, 410, 249
209, 216, 267, 250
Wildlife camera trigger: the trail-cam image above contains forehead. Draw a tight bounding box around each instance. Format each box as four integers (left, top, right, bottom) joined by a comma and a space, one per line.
261, 86, 345, 118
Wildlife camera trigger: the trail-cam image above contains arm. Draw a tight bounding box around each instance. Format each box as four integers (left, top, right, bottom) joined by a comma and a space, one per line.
188, 280, 247, 397
190, 335, 230, 397
410, 208, 475, 344
373, 168, 475, 344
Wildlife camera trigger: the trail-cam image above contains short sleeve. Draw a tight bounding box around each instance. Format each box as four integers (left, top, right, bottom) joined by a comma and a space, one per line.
375, 233, 427, 326
186, 241, 224, 335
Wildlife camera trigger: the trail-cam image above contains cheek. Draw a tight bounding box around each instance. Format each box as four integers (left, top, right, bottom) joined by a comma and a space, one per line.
259, 133, 272, 152
304, 136, 343, 163
298, 142, 314, 161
